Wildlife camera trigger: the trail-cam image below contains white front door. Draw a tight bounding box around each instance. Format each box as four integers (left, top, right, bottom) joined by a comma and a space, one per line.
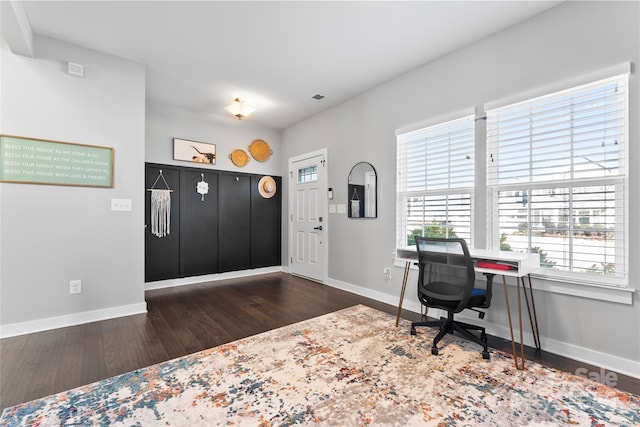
289, 149, 327, 282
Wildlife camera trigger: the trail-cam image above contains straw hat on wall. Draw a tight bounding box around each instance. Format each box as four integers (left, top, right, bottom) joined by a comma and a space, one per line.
258, 175, 277, 198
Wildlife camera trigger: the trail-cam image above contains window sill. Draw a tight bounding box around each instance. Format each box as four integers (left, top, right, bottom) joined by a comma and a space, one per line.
528, 273, 634, 305
393, 259, 635, 305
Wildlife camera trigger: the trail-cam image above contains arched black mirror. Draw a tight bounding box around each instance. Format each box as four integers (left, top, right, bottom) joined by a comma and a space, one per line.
348, 162, 377, 218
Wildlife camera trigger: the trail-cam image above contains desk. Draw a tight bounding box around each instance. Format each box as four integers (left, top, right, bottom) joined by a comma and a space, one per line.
395, 246, 541, 370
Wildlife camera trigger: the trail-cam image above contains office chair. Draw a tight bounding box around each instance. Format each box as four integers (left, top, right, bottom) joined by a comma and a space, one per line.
410, 236, 493, 360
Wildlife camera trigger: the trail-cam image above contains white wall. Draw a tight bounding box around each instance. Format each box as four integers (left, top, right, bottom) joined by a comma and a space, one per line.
1, 0, 637, 377
0, 35, 147, 336
281, 1, 640, 376
146, 101, 282, 176
144, 101, 285, 289
0, 38, 286, 334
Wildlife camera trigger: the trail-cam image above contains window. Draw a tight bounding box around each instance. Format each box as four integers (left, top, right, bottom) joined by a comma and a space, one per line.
297, 165, 317, 183
487, 73, 628, 286
396, 115, 475, 247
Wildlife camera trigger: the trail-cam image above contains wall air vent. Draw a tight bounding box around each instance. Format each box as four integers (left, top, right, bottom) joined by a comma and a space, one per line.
67, 62, 85, 78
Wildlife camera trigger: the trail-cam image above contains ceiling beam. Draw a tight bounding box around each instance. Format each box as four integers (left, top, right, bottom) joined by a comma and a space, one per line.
1, 1, 34, 57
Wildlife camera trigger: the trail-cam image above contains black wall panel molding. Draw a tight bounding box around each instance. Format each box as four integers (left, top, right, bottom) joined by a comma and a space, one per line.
251, 175, 282, 268
219, 173, 252, 272
145, 163, 281, 282
180, 169, 219, 277
145, 165, 181, 282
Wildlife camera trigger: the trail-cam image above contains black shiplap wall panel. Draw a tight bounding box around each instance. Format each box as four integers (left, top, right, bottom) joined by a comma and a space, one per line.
219, 172, 251, 272
145, 163, 281, 282
180, 170, 219, 277
145, 165, 181, 282
251, 175, 282, 268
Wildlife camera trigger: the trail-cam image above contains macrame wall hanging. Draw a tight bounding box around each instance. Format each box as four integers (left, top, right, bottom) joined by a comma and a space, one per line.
350, 188, 361, 218
147, 170, 173, 238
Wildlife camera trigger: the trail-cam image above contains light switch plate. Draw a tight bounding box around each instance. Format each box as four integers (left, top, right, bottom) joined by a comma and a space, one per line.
111, 198, 132, 211
69, 280, 82, 294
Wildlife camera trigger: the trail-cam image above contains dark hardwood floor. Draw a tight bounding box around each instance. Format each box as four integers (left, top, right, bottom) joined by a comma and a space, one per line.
1, 272, 638, 411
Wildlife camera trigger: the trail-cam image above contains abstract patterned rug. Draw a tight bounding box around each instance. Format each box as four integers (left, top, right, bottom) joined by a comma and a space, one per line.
1, 305, 638, 426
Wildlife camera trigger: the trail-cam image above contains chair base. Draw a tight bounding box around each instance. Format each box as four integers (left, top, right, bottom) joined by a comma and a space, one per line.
411, 313, 490, 360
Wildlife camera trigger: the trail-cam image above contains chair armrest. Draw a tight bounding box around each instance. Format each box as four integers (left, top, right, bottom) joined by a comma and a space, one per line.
481, 273, 495, 307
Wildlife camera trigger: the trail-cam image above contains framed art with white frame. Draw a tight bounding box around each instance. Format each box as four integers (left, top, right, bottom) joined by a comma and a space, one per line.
173, 138, 216, 165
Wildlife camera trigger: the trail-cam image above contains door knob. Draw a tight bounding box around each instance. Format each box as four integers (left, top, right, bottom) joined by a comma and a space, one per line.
313, 225, 323, 231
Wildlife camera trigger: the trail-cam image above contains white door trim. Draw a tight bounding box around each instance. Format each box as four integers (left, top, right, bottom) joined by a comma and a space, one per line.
288, 148, 328, 283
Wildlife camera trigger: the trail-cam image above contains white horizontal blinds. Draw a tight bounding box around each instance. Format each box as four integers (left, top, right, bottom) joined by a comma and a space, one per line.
496, 185, 622, 274
398, 116, 475, 192
487, 74, 628, 185
397, 116, 474, 247
399, 194, 472, 245
488, 73, 628, 285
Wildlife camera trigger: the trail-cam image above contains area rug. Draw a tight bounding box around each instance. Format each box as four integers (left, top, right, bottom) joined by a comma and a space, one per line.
1, 305, 638, 426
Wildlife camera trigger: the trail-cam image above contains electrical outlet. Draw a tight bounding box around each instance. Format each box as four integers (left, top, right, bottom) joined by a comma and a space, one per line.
69, 280, 82, 294
383, 268, 391, 279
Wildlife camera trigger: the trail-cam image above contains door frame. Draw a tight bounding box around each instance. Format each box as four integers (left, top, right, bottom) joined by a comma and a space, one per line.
287, 148, 328, 283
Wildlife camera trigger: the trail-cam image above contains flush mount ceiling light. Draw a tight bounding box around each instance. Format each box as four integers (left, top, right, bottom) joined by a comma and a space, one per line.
224, 98, 256, 120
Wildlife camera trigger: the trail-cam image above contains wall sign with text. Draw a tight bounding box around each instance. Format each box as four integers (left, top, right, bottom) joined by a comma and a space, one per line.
0, 135, 114, 188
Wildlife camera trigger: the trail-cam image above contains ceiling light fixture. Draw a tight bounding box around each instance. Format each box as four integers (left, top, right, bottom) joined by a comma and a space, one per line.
224, 98, 255, 120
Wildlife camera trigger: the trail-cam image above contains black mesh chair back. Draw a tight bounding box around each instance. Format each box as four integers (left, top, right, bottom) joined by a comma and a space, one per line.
415, 237, 476, 314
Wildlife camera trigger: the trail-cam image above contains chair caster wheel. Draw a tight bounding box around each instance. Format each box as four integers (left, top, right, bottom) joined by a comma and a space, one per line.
431, 347, 439, 356
482, 351, 490, 360
410, 328, 416, 336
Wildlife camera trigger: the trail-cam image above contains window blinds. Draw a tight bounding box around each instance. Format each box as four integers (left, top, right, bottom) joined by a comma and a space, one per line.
396, 116, 475, 246
487, 74, 628, 186
397, 115, 475, 192
486, 73, 628, 285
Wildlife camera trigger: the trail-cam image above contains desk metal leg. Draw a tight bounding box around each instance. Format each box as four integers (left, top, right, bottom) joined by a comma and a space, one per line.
517, 277, 525, 368
522, 274, 541, 351
502, 276, 525, 370
395, 261, 411, 327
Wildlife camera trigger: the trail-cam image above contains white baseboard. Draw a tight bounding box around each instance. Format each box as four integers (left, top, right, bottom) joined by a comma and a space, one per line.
325, 277, 640, 379
0, 302, 148, 339
144, 266, 284, 291
436, 309, 640, 379
325, 277, 422, 313
1, 267, 285, 338
4, 271, 637, 380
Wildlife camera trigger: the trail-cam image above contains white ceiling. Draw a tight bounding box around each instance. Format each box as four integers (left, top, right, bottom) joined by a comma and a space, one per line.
16, 1, 560, 129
